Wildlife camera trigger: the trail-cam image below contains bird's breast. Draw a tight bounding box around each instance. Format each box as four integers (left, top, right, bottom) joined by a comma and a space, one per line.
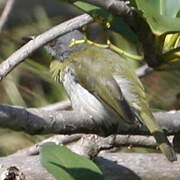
61, 68, 125, 130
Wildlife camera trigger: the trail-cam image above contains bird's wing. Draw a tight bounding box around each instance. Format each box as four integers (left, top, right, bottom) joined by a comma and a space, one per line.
73, 62, 136, 124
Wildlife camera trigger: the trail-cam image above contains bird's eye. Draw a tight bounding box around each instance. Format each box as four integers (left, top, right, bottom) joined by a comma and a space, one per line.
47, 40, 56, 47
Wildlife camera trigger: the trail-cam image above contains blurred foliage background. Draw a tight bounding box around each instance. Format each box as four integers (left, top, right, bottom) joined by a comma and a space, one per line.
0, 0, 179, 156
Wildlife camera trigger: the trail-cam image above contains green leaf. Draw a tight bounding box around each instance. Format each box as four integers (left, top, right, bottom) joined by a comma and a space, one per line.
135, 0, 180, 35
73, 1, 111, 23
110, 16, 138, 43
176, 92, 180, 99
54, 0, 100, 12
73, 1, 100, 12
146, 0, 180, 17
40, 143, 104, 180
164, 0, 180, 17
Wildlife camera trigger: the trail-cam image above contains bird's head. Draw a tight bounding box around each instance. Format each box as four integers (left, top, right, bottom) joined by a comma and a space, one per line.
24, 30, 85, 62
45, 30, 85, 62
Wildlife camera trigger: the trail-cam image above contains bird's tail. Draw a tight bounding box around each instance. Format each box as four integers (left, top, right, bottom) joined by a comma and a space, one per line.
140, 111, 177, 162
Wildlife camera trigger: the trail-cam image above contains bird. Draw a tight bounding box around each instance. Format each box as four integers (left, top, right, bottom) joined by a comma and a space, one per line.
35, 25, 177, 162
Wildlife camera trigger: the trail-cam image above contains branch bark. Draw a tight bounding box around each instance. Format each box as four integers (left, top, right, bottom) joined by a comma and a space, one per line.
95, 152, 180, 180
0, 104, 180, 135
14, 134, 175, 158
73, 0, 133, 16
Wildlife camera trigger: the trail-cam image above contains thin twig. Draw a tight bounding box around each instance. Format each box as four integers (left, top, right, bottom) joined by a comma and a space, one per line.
14, 134, 83, 156
0, 0, 15, 32
40, 100, 71, 111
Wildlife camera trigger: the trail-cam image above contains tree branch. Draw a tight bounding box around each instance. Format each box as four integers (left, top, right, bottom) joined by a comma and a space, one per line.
14, 134, 175, 158
0, 114, 179, 179
95, 152, 180, 180
0, 104, 179, 135
0, 0, 15, 32
39, 100, 72, 111
74, 0, 133, 16
0, 13, 93, 81
15, 134, 83, 156
0, 137, 179, 180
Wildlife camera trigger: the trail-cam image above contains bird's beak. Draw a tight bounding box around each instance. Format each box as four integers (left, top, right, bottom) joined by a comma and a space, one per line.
22, 35, 36, 42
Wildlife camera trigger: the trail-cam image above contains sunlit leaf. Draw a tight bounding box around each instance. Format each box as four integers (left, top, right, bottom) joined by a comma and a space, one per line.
135, 0, 180, 35
74, 1, 99, 12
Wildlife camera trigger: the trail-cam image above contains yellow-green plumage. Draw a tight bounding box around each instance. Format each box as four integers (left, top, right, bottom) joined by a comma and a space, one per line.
47, 30, 177, 162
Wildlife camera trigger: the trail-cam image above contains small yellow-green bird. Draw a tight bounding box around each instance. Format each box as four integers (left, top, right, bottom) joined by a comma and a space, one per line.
40, 27, 176, 162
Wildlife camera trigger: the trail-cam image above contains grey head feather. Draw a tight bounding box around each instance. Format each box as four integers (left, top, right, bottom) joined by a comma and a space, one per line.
44, 30, 85, 61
